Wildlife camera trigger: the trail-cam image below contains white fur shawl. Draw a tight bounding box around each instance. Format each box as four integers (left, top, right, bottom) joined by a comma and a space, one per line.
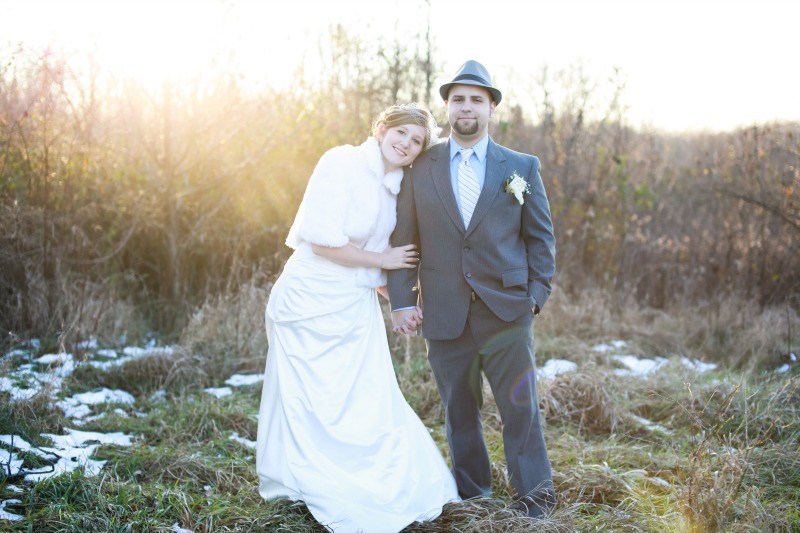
285, 137, 404, 287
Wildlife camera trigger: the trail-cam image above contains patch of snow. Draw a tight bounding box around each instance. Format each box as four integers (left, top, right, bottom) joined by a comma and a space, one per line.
0, 377, 40, 402
55, 398, 93, 419
205, 387, 233, 398
679, 357, 717, 373
776, 364, 790, 373
0, 448, 25, 477
629, 414, 672, 435
24, 453, 106, 482
32, 352, 72, 366
229, 432, 256, 449
37, 443, 100, 461
0, 435, 58, 461
612, 355, 668, 377
90, 345, 176, 370
224, 374, 263, 387
83, 409, 131, 424
0, 499, 24, 522
592, 340, 628, 353
42, 428, 134, 449
19, 428, 135, 483
150, 390, 167, 401
537, 359, 577, 380
72, 388, 135, 406
2, 349, 28, 359
123, 345, 175, 357
82, 413, 102, 424
76, 339, 99, 350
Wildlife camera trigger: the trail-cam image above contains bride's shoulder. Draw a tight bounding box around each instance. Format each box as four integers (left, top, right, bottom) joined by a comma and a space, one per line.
315, 143, 364, 171
307, 144, 370, 193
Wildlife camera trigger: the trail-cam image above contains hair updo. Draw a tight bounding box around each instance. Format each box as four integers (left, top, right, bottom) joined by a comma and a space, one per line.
370, 103, 441, 150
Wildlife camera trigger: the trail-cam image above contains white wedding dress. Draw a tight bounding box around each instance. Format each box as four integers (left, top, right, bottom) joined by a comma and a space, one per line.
256, 139, 459, 533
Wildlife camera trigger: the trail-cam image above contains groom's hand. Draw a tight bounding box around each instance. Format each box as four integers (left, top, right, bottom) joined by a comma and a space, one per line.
391, 308, 422, 334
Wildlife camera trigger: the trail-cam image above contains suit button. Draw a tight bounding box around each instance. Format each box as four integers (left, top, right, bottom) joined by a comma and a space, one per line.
463, 246, 470, 252
465, 272, 472, 278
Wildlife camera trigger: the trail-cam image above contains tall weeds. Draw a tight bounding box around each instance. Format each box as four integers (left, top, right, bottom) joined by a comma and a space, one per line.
2, 40, 798, 347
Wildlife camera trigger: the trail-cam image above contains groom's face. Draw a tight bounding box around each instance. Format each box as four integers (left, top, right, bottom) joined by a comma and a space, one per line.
445, 85, 496, 144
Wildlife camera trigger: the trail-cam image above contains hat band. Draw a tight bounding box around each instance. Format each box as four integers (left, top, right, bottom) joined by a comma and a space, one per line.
452, 73, 492, 86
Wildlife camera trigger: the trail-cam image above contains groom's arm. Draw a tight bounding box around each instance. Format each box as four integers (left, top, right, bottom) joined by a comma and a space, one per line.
522, 155, 556, 312
387, 167, 421, 311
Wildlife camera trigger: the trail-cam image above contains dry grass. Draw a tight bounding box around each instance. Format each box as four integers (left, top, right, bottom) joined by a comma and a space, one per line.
539, 287, 797, 372
178, 278, 271, 379
539, 365, 633, 434
3, 285, 798, 532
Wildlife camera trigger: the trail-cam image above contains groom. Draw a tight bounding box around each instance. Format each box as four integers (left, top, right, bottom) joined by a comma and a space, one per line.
388, 60, 556, 518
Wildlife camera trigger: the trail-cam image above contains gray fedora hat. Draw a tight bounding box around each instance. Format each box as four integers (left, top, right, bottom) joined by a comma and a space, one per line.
439, 60, 502, 104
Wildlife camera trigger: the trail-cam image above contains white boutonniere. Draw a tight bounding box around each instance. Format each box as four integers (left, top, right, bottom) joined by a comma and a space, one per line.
504, 172, 530, 205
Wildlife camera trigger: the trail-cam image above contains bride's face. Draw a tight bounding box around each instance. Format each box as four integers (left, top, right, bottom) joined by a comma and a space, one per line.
378, 123, 426, 172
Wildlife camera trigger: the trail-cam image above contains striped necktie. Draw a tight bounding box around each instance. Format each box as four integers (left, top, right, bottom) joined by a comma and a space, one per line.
458, 148, 479, 227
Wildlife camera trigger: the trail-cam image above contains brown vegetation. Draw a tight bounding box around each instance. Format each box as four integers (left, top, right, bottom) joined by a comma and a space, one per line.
1, 31, 798, 351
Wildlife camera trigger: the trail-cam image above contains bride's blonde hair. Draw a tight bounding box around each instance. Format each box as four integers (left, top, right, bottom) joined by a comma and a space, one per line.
370, 103, 441, 150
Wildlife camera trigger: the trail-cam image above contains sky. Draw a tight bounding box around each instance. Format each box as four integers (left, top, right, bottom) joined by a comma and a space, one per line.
1, 0, 798, 133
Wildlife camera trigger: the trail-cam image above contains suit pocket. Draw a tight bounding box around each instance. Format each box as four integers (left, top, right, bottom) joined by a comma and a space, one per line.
501, 268, 528, 288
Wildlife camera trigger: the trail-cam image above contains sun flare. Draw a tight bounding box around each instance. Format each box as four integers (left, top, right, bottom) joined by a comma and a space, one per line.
2, 0, 799, 131
2, 0, 308, 92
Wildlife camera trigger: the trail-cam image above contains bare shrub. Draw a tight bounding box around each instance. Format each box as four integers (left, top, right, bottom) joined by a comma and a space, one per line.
179, 276, 270, 380
540, 287, 799, 371
0, 382, 64, 437
672, 377, 800, 531
536, 287, 617, 340
679, 435, 756, 532
57, 279, 150, 352
73, 347, 206, 396
540, 365, 631, 434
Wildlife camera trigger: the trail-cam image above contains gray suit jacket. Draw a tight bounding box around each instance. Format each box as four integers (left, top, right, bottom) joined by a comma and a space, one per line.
388, 138, 556, 340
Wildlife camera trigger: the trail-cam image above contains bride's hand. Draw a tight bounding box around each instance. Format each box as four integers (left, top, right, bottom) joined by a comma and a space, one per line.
380, 244, 419, 270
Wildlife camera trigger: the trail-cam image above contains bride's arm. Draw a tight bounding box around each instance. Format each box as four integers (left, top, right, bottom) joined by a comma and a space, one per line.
311, 243, 419, 270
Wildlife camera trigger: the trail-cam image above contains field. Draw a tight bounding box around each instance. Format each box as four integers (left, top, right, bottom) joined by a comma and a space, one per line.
2, 288, 798, 532
2, 12, 799, 532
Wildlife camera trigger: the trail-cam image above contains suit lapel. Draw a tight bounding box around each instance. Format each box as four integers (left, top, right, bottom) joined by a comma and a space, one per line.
466, 139, 506, 235
429, 141, 466, 232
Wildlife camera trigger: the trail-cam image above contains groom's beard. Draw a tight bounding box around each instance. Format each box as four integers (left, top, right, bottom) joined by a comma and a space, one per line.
452, 118, 479, 136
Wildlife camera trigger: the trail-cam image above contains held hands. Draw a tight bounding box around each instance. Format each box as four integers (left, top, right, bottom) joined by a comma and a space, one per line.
391, 307, 423, 335
380, 244, 419, 270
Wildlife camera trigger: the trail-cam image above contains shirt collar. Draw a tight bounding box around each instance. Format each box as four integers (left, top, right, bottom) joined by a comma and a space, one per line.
449, 134, 489, 163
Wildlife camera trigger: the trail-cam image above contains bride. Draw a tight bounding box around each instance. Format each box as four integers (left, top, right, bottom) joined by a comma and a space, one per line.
256, 104, 460, 532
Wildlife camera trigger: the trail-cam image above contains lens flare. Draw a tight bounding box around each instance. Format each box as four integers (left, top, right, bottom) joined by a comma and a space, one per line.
510, 368, 537, 406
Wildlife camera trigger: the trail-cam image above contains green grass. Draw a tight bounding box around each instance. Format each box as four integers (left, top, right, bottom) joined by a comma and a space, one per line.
2, 292, 799, 532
